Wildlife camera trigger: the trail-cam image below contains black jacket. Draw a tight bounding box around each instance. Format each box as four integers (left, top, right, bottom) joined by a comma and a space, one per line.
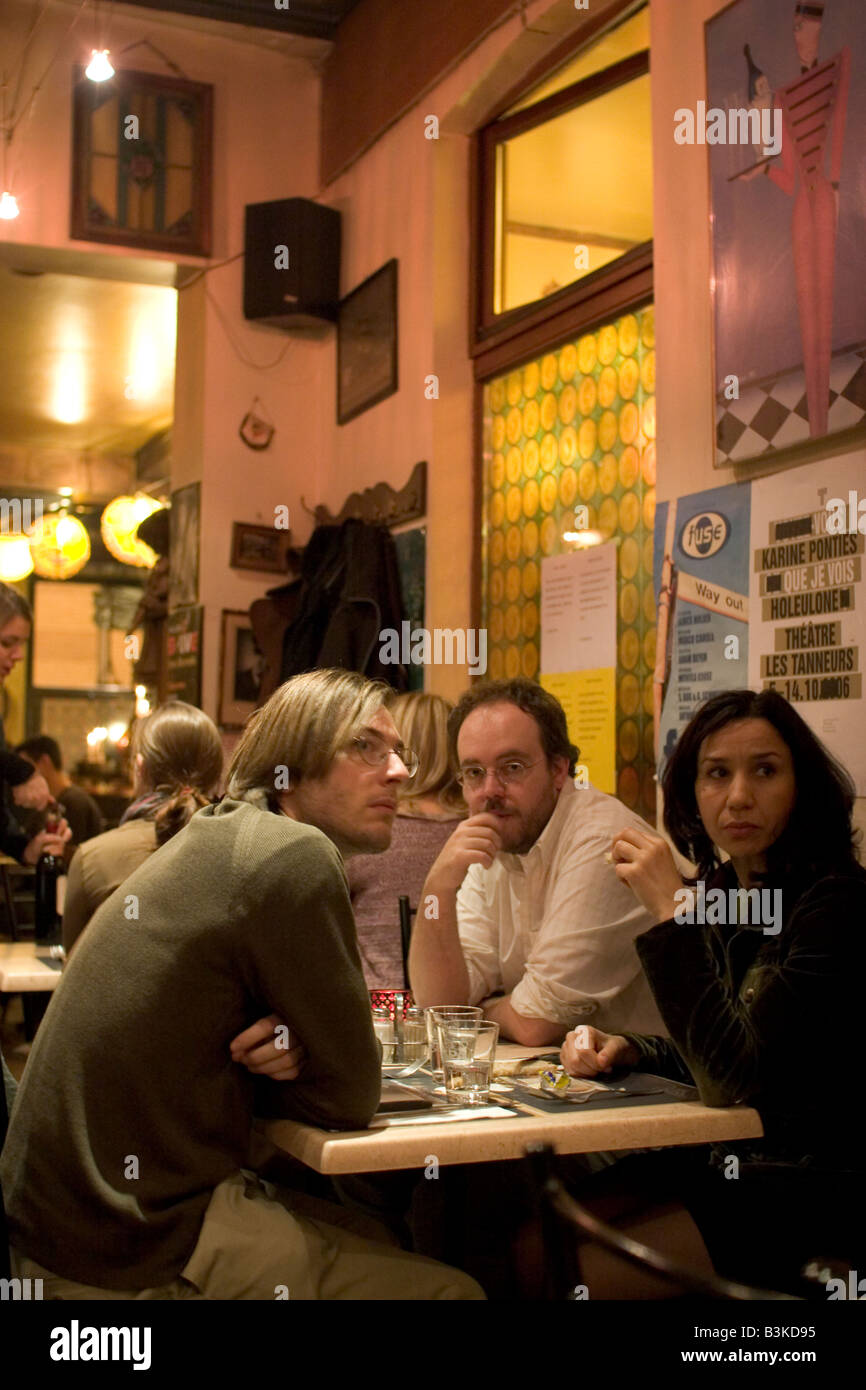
0, 719, 34, 861
623, 860, 866, 1168
278, 520, 408, 689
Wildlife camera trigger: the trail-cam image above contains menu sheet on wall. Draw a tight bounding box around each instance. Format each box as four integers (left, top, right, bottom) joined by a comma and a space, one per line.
653, 483, 751, 772
540, 544, 617, 793
748, 452, 866, 792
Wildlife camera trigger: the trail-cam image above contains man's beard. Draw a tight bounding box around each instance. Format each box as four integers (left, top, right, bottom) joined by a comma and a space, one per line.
482, 789, 558, 855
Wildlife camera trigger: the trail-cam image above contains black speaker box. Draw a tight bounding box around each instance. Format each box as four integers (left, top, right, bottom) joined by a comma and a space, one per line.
243, 197, 341, 329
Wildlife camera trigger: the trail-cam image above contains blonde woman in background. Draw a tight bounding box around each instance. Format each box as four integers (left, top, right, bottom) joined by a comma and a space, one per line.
62, 700, 223, 954
347, 691, 466, 988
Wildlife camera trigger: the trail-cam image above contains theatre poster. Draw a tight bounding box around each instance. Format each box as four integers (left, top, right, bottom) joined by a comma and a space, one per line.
748, 451, 866, 793
653, 483, 751, 774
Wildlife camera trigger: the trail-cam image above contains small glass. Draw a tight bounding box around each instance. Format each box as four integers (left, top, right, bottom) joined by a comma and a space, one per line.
372, 1006, 394, 1064
383, 1018, 428, 1077
424, 1005, 483, 1078
437, 1018, 499, 1105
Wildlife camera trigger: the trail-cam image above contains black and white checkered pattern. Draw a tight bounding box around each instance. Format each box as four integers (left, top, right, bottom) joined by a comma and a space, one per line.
715, 349, 866, 465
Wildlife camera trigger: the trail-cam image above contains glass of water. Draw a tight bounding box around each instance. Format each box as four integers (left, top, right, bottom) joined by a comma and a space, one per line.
437, 1019, 499, 1105
425, 1006, 483, 1078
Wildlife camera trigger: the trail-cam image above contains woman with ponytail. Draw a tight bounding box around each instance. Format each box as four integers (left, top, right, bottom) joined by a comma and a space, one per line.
62, 701, 223, 954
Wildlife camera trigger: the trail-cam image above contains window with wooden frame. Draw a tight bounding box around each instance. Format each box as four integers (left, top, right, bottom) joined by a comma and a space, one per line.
472, 3, 652, 380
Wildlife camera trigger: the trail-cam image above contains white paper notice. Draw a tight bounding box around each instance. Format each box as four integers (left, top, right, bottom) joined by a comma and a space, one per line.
541, 544, 617, 673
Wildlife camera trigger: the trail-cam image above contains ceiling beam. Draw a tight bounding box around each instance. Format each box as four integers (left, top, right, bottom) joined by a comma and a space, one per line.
117, 0, 354, 42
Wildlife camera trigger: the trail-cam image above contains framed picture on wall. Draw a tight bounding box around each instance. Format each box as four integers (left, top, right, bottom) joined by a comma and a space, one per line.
219, 611, 263, 729
706, 0, 866, 467
230, 522, 290, 574
169, 483, 200, 608
337, 259, 398, 425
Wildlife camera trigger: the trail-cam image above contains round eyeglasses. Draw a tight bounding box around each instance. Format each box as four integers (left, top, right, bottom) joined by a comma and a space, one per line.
456, 757, 545, 791
352, 735, 419, 778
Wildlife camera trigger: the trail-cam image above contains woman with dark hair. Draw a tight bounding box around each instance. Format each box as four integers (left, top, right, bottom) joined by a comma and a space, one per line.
62, 701, 224, 954
0, 581, 71, 864
561, 688, 866, 1295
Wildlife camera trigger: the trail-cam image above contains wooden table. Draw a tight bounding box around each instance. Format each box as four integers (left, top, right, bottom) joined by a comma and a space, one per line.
0, 941, 63, 1038
264, 1046, 763, 1175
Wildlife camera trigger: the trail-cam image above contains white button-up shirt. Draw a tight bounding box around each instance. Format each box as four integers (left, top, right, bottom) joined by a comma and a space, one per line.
456, 780, 667, 1035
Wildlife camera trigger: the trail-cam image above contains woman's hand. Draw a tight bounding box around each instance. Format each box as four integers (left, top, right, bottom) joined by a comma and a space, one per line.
561, 1026, 640, 1077
22, 820, 72, 865
12, 772, 52, 811
230, 1014, 307, 1081
608, 826, 684, 924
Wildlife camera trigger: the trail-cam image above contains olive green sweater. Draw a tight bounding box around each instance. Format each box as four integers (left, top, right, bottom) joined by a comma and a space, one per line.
0, 799, 381, 1289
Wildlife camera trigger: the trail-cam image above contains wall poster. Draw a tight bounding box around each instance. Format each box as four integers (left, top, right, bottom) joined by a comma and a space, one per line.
654, 483, 751, 772
748, 450, 865, 791
706, 0, 866, 467
166, 605, 203, 707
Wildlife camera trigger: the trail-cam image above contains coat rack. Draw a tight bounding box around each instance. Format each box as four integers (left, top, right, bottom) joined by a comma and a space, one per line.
300, 460, 426, 530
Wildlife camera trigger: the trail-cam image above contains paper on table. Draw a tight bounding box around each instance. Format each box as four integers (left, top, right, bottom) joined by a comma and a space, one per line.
369, 1106, 520, 1128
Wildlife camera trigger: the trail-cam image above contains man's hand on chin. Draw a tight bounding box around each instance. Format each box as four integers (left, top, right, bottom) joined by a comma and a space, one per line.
481, 995, 567, 1048
425, 813, 503, 894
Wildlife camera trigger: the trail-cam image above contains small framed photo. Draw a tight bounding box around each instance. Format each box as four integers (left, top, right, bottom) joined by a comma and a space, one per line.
337, 259, 398, 425
219, 611, 263, 729
230, 522, 290, 574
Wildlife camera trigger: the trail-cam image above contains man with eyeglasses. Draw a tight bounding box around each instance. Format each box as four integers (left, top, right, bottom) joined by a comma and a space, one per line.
409, 678, 665, 1045
2, 669, 482, 1301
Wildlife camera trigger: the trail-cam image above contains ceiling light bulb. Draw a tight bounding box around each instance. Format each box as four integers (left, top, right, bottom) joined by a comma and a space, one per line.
85, 49, 114, 81
0, 191, 20, 219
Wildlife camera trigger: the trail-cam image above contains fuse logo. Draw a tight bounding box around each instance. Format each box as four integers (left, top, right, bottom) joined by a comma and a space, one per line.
680, 512, 730, 559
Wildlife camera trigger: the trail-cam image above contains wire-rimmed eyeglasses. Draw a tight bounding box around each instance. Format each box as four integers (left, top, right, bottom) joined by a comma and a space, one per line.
352, 734, 419, 778
456, 757, 545, 791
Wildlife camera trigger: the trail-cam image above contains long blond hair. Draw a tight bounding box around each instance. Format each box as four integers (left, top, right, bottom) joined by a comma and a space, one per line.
389, 692, 465, 814
226, 668, 390, 811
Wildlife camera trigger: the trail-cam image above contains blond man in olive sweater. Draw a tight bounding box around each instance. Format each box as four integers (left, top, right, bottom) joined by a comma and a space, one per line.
1, 670, 483, 1301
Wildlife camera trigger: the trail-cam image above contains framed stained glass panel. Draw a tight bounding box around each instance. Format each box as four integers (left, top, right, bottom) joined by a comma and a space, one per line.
71, 67, 212, 258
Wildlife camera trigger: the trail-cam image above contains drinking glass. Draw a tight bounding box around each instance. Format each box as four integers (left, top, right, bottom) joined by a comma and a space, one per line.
424, 1005, 482, 1078
437, 1019, 499, 1105
375, 1012, 429, 1076
372, 1007, 394, 1063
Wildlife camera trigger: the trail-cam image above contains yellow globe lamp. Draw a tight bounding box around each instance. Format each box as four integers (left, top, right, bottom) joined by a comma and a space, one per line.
29, 513, 91, 579
100, 495, 162, 568
0, 535, 34, 582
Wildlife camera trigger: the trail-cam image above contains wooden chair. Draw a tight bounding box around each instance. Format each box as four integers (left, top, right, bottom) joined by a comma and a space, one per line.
0, 860, 36, 942
397, 895, 415, 989
524, 1143, 802, 1301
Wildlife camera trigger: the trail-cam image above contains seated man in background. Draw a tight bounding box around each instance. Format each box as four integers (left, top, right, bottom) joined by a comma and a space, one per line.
409, 678, 665, 1045
15, 734, 104, 846
1, 669, 483, 1301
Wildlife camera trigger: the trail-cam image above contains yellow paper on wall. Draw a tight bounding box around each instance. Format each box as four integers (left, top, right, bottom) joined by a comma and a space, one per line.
540, 668, 616, 794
